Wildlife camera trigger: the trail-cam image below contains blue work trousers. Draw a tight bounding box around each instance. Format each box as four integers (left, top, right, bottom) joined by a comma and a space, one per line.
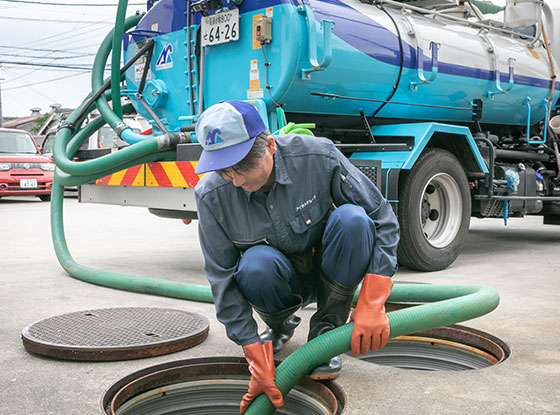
234, 204, 376, 313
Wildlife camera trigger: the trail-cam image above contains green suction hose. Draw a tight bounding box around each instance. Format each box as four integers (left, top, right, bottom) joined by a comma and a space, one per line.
51, 181, 212, 303
51, 7, 211, 303
246, 284, 499, 415
111, 0, 128, 120
49, 6, 500, 415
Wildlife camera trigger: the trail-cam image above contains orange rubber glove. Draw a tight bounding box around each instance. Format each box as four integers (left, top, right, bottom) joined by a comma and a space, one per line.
349, 273, 393, 356
240, 340, 284, 414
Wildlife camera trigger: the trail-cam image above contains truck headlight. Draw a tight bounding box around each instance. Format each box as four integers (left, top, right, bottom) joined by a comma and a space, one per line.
40, 163, 55, 171
0, 163, 11, 171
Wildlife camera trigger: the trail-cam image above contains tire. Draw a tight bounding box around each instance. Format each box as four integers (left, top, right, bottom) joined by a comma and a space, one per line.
397, 148, 471, 271
39, 195, 51, 202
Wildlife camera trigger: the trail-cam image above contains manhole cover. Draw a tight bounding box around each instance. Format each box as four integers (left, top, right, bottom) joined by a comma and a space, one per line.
22, 307, 209, 361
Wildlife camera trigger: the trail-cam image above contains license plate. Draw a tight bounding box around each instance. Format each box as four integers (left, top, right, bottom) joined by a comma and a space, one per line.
201, 8, 239, 47
20, 179, 37, 189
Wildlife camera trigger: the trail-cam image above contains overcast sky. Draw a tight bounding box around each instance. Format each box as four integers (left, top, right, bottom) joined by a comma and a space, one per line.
0, 0, 146, 117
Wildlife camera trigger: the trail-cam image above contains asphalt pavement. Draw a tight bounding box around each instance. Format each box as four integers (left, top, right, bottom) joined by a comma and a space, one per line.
1, 196, 559, 414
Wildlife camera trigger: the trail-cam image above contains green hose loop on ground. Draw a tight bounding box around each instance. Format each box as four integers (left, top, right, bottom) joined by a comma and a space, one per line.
50, 182, 213, 303
245, 284, 499, 414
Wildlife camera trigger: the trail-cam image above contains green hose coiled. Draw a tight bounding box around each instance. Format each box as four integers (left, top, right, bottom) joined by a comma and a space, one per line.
245, 284, 499, 414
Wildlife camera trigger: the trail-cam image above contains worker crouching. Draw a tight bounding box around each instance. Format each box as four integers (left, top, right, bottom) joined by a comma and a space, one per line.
193, 101, 399, 413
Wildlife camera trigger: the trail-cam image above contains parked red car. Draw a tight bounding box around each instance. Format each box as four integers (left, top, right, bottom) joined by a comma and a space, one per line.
0, 128, 54, 201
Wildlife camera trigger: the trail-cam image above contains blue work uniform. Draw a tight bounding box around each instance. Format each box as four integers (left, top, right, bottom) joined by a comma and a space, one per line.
195, 134, 399, 346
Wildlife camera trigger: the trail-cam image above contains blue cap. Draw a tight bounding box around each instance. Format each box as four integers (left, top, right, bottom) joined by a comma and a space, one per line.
194, 101, 266, 174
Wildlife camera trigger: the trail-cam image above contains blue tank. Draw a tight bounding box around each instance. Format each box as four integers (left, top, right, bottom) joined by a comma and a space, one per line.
124, 0, 559, 134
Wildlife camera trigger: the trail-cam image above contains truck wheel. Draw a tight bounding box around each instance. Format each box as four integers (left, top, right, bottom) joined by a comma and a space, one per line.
39, 195, 51, 202
397, 148, 471, 271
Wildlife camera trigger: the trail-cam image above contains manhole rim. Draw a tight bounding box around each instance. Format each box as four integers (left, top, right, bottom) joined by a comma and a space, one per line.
409, 323, 511, 363
347, 324, 510, 371
101, 356, 346, 415
391, 335, 499, 364
115, 378, 333, 415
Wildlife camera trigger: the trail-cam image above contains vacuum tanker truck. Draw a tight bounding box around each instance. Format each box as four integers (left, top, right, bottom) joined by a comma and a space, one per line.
73, 0, 560, 271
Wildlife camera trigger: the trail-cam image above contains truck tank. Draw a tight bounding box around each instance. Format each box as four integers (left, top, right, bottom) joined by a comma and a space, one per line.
124, 0, 559, 134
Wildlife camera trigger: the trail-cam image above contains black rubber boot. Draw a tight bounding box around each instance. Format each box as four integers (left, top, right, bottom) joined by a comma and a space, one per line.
255, 301, 302, 354
307, 273, 357, 380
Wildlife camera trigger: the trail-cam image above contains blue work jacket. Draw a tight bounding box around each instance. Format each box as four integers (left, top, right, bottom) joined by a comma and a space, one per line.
195, 134, 399, 346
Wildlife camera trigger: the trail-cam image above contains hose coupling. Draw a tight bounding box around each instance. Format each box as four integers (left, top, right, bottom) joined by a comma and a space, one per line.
58, 121, 76, 134
114, 122, 130, 138
156, 132, 190, 150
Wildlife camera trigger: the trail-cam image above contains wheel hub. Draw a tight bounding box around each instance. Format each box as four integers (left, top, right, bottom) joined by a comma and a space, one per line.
421, 197, 431, 224
419, 173, 462, 248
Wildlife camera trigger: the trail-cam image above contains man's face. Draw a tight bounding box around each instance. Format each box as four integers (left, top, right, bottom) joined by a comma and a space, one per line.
217, 136, 275, 193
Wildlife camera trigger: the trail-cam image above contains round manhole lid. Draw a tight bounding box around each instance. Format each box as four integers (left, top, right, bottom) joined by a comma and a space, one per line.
21, 307, 209, 361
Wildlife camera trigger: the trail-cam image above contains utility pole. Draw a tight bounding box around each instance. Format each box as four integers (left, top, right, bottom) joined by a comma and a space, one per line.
0, 64, 3, 128
0, 81, 3, 128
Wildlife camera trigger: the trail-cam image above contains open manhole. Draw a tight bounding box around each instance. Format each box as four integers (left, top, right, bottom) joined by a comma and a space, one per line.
21, 307, 209, 361
102, 357, 346, 415
349, 324, 510, 371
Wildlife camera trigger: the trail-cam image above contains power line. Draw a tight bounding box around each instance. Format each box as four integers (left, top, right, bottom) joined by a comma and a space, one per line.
0, 45, 97, 54
40, 26, 111, 49
15, 20, 111, 49
0, 0, 145, 5
1, 60, 57, 84
0, 15, 113, 24
2, 57, 68, 84
4, 65, 106, 72
4, 71, 88, 91
1, 47, 97, 74
2, 60, 106, 70
0, 52, 96, 59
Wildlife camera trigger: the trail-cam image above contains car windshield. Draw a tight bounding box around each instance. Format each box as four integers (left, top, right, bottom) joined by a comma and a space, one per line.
98, 126, 117, 148
0, 131, 38, 154
42, 136, 55, 154
97, 125, 139, 148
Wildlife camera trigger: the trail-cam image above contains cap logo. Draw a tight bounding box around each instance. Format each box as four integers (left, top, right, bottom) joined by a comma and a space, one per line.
205, 128, 224, 146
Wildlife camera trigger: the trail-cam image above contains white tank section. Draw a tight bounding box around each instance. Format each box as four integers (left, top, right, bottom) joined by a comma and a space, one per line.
544, 2, 559, 65
342, 0, 557, 125
504, 0, 542, 28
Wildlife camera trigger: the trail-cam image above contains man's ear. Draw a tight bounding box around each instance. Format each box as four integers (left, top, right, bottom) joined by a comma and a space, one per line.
266, 135, 276, 155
